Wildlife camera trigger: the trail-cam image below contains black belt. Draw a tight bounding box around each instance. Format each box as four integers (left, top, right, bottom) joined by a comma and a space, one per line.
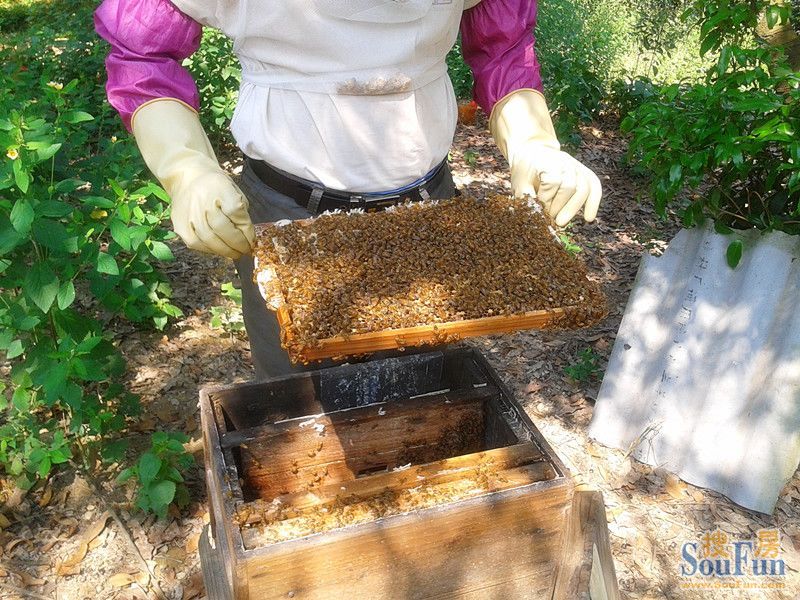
246, 157, 448, 214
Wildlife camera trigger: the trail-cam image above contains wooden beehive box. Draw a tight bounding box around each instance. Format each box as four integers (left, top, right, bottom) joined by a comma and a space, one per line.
199, 348, 619, 599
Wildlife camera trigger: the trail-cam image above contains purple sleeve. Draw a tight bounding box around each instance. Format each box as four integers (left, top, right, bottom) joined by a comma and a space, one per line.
94, 0, 203, 131
460, 0, 543, 114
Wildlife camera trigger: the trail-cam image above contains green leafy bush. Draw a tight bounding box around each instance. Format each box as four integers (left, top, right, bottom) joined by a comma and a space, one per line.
617, 0, 705, 82
622, 0, 800, 242
536, 0, 631, 142
0, 1, 194, 514
447, 41, 474, 101
210, 282, 245, 334
0, 66, 183, 486
185, 29, 241, 149
117, 432, 194, 519
565, 348, 603, 382
608, 77, 659, 119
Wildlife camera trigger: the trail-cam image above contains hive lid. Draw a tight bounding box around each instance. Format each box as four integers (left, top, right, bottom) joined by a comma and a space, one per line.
589, 224, 800, 514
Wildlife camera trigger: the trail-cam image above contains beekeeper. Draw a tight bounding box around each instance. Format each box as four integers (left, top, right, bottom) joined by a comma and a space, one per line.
95, 0, 602, 379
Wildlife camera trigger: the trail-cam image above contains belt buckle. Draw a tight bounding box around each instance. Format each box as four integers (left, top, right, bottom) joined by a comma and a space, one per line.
349, 194, 402, 213
348, 195, 366, 211
365, 194, 401, 212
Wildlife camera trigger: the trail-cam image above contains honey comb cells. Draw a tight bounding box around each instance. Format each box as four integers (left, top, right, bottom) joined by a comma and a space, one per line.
254, 195, 606, 362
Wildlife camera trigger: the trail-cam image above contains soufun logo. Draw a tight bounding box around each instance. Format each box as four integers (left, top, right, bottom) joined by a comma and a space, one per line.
679, 529, 787, 590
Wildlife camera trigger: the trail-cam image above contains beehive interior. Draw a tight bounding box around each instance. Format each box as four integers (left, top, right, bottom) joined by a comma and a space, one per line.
211, 351, 558, 548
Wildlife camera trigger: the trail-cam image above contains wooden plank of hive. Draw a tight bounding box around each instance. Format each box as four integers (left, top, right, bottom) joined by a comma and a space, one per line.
198, 525, 234, 600
470, 350, 571, 477
211, 350, 450, 430
277, 302, 568, 362
552, 487, 621, 600
200, 386, 249, 599
240, 461, 559, 549
233, 385, 496, 499
241, 479, 573, 599
236, 442, 550, 525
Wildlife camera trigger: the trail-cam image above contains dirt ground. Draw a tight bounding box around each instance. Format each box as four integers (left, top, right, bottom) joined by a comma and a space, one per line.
1, 114, 798, 600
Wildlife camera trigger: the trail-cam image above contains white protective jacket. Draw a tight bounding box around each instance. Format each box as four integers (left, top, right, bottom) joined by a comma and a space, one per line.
170, 0, 474, 191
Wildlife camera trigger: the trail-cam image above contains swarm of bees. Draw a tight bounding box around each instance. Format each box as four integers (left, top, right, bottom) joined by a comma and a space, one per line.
254, 195, 606, 361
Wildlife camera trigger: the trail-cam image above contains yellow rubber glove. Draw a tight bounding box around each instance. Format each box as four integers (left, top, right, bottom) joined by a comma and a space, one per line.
490, 89, 602, 227
132, 99, 254, 259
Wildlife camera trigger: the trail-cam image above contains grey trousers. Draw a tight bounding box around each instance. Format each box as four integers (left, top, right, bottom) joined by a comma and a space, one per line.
235, 160, 457, 379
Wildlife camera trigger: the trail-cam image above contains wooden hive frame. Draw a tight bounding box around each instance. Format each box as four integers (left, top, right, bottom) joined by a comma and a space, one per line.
254, 216, 606, 362
199, 348, 619, 599
273, 297, 572, 361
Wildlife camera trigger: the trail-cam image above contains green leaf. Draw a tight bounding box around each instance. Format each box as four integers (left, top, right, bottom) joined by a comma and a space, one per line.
138, 452, 162, 487
34, 143, 62, 163
62, 383, 82, 410
726, 240, 743, 269
148, 241, 174, 261
714, 221, 733, 235
96, 252, 119, 276
164, 466, 184, 483
10, 199, 34, 234
81, 195, 115, 209
12, 160, 30, 194
75, 335, 103, 354
766, 4, 780, 28
57, 280, 76, 310
149, 480, 176, 509
33, 219, 76, 253
790, 142, 800, 164
24, 262, 60, 313
136, 493, 151, 513
9, 456, 23, 476
0, 225, 24, 255
16, 474, 34, 491
116, 467, 137, 483
174, 484, 190, 508
166, 438, 188, 453
668, 164, 682, 184
699, 31, 720, 56
72, 357, 109, 382
0, 330, 12, 351
717, 47, 730, 77
7, 339, 24, 359
54, 179, 87, 194
128, 225, 150, 250
37, 456, 52, 478
16, 314, 40, 331
101, 440, 128, 463
49, 447, 71, 465
12, 386, 30, 411
62, 111, 94, 124
221, 282, 242, 303
42, 362, 69, 404
36, 200, 73, 218
110, 219, 132, 251
681, 208, 695, 228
